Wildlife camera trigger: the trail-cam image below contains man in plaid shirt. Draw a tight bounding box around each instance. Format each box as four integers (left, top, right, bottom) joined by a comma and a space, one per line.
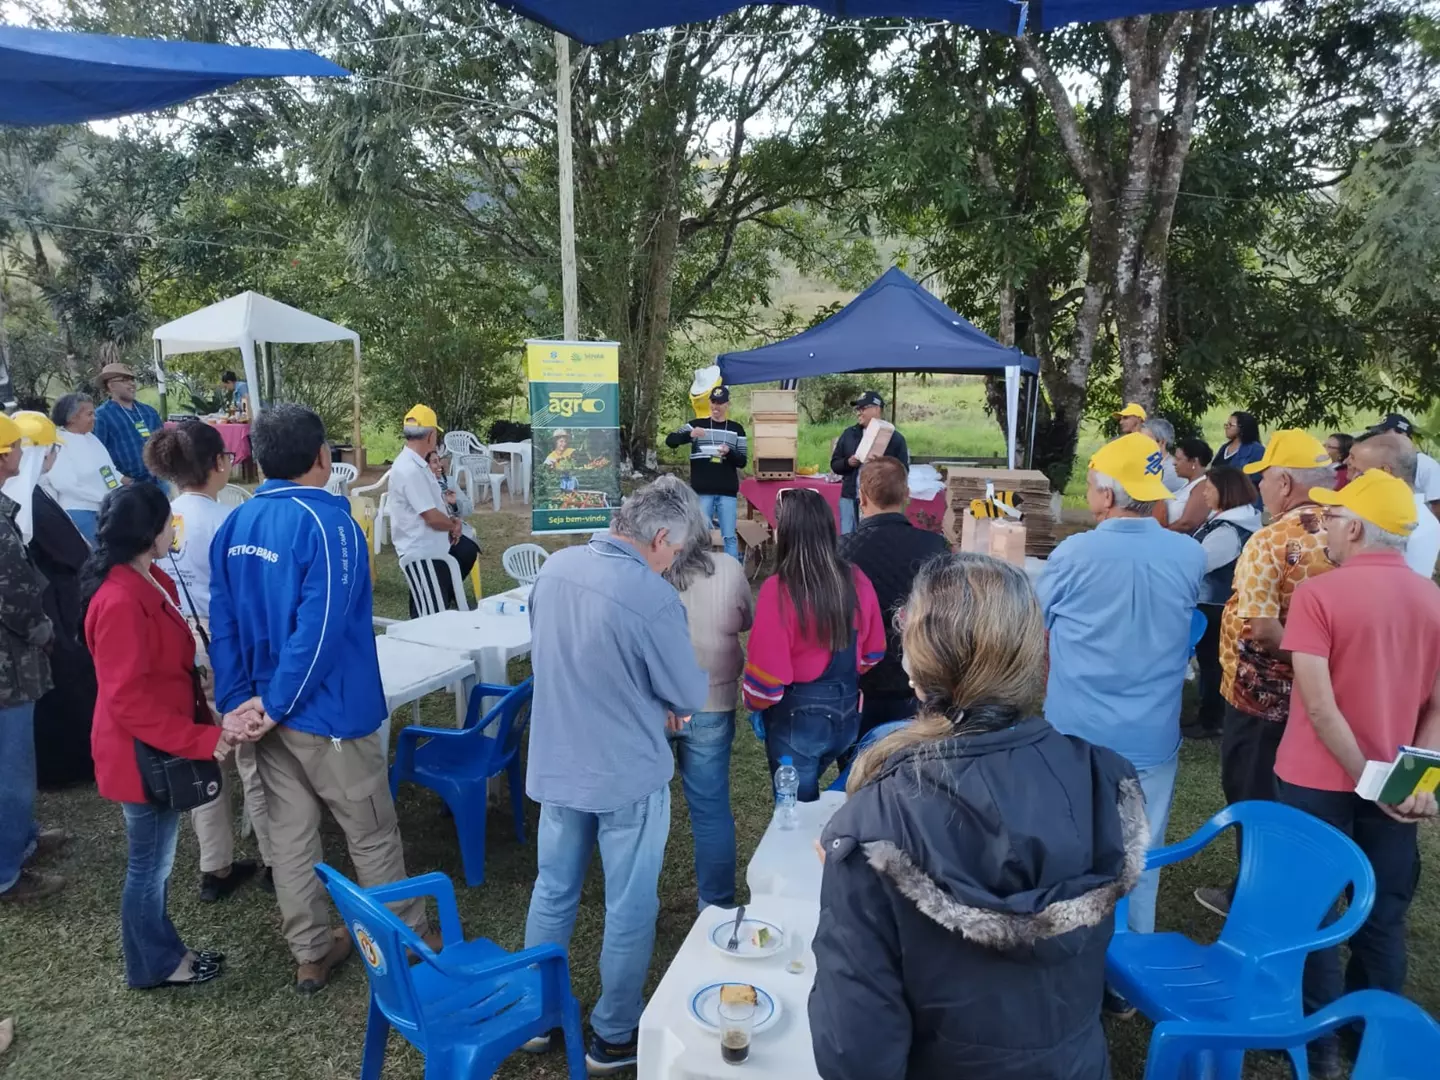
92, 363, 162, 485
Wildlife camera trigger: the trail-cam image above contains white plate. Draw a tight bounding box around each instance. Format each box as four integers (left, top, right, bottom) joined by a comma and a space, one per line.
687, 983, 782, 1036
707, 916, 785, 959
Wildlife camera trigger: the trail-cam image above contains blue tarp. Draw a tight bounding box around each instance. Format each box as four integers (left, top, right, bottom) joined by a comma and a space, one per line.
717, 267, 1039, 385
0, 25, 347, 127
493, 0, 1249, 44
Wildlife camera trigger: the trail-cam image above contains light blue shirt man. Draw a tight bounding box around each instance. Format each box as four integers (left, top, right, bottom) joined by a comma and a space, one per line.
1037, 516, 1205, 768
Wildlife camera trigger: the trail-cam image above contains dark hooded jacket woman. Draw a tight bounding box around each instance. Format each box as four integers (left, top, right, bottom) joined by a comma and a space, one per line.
808, 713, 1147, 1080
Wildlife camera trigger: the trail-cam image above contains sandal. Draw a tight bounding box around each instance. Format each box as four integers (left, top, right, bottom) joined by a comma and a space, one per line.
193, 950, 226, 965
140, 957, 223, 990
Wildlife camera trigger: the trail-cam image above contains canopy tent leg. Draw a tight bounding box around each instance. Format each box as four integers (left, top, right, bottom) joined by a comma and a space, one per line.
1004, 365, 1020, 469
891, 371, 897, 424
1026, 372, 1040, 470
154, 340, 168, 419
239, 338, 263, 419
352, 340, 363, 459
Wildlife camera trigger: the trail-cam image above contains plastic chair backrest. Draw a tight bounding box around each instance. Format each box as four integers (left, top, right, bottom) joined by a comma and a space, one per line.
314, 863, 428, 1041
328, 461, 359, 495
444, 431, 484, 459
353, 468, 391, 498
1188, 607, 1206, 653
502, 543, 549, 585
827, 719, 912, 792
217, 483, 251, 508
399, 553, 470, 615
464, 678, 535, 759
1220, 801, 1376, 973
1350, 990, 1440, 1078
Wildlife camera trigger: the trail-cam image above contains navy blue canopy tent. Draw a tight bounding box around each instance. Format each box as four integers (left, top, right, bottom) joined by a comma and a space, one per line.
718, 266, 1041, 466
0, 25, 347, 127
492, 0, 1247, 44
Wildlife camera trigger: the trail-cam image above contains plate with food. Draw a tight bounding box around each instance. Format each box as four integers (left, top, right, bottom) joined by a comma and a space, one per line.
687, 982, 782, 1035
707, 915, 785, 959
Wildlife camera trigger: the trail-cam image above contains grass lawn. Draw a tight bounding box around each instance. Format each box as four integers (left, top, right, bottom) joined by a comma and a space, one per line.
2, 419, 1436, 1078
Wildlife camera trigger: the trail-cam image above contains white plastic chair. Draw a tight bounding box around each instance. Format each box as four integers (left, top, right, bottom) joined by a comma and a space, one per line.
327, 461, 359, 496
217, 484, 251, 508
453, 449, 509, 513
354, 469, 392, 553
502, 543, 549, 586
398, 553, 471, 615
443, 430, 486, 462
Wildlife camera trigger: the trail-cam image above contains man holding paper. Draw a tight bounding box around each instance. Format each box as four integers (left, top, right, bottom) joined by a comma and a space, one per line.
831, 390, 908, 535
1276, 468, 1440, 1077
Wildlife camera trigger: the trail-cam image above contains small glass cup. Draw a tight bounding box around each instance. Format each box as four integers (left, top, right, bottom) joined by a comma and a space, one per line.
718, 997, 755, 1065
785, 930, 807, 975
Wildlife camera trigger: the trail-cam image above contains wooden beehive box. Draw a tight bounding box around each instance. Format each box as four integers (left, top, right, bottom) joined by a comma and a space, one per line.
749, 389, 799, 419
942, 467, 1057, 557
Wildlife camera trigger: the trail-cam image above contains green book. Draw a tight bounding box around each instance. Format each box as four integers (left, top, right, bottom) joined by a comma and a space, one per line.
1356, 747, 1440, 804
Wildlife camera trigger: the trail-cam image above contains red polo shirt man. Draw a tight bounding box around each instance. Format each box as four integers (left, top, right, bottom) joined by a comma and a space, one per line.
1275, 468, 1440, 1078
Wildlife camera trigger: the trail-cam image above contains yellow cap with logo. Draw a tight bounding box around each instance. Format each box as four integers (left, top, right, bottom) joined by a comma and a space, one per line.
1089, 432, 1173, 503
11, 411, 61, 446
0, 413, 20, 453
1113, 403, 1147, 421
1310, 469, 1418, 536
403, 404, 442, 433
1241, 430, 1329, 475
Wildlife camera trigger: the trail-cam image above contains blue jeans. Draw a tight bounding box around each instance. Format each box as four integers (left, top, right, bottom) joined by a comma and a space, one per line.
0, 702, 39, 894
525, 786, 671, 1042
668, 710, 736, 908
839, 497, 858, 535
1128, 753, 1179, 934
66, 509, 98, 547
120, 802, 187, 987
696, 494, 738, 560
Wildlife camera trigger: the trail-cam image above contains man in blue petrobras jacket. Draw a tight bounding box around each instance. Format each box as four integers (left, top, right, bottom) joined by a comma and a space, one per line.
208, 404, 435, 994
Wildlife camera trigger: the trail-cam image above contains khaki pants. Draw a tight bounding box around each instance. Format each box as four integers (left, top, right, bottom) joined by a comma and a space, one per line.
254, 725, 426, 964
190, 742, 273, 872
190, 620, 272, 873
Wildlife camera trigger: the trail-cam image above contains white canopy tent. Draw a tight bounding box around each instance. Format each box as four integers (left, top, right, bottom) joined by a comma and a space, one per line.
151, 291, 363, 450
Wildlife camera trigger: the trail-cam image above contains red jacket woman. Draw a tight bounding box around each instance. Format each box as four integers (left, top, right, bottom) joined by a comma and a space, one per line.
82, 483, 230, 989
87, 562, 222, 803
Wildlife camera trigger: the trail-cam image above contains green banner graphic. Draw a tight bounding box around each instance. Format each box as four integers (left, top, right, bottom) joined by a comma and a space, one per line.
527, 340, 621, 535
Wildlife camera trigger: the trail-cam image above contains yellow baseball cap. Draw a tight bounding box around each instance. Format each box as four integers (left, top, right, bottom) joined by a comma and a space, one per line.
1089, 432, 1173, 502
403, 404, 443, 433
1310, 468, 1418, 536
11, 411, 61, 446
1113, 403, 1147, 421
1241, 430, 1329, 475
0, 414, 20, 453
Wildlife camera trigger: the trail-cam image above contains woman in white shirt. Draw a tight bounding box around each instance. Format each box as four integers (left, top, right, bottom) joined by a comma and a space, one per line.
144, 421, 271, 902
1185, 466, 1262, 740
48, 393, 124, 546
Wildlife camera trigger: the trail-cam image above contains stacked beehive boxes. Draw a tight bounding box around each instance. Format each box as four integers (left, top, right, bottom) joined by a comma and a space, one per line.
942, 467, 1057, 557
750, 389, 799, 480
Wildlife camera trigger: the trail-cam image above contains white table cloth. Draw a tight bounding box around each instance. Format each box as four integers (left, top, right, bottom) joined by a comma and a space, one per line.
638, 897, 822, 1080
745, 792, 845, 902
373, 635, 474, 747
489, 440, 532, 504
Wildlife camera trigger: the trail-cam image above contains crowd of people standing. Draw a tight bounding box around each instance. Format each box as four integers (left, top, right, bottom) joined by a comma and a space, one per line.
3, 378, 1438, 1079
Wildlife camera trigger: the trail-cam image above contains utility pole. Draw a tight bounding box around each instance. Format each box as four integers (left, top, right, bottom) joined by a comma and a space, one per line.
555, 32, 579, 341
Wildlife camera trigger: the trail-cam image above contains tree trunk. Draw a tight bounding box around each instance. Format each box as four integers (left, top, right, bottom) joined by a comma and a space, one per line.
622, 203, 682, 470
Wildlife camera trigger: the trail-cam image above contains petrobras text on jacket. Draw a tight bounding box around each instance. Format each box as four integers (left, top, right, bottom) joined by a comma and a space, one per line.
228, 543, 280, 563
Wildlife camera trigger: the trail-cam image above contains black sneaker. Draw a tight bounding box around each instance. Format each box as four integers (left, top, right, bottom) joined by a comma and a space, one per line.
1181, 721, 1221, 740
585, 1030, 638, 1075
1308, 1036, 1343, 1079
1103, 989, 1137, 1020
199, 860, 258, 902
258, 866, 274, 893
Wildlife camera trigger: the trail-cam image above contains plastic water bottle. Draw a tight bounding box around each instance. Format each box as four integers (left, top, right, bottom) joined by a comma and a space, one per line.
480, 597, 528, 616
774, 756, 799, 830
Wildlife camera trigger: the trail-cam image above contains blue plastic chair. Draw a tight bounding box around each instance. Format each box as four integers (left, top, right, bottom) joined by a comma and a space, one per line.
391, 678, 533, 887
315, 864, 585, 1080
1144, 990, 1440, 1080
827, 719, 912, 792
1188, 607, 1207, 654
1109, 801, 1377, 1080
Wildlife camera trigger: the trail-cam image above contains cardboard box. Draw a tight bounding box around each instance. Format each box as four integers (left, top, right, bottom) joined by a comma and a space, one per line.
958, 510, 1026, 567
735, 518, 771, 551
856, 419, 895, 462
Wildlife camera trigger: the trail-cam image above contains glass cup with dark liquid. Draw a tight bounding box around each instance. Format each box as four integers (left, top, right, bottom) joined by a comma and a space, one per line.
718, 998, 755, 1065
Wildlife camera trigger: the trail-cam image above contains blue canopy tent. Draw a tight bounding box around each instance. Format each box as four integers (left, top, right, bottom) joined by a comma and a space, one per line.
491, 0, 1248, 44
0, 25, 347, 408
0, 25, 347, 126
718, 267, 1042, 467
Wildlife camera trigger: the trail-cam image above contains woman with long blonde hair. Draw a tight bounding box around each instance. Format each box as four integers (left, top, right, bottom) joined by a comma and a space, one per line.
809, 554, 1147, 1080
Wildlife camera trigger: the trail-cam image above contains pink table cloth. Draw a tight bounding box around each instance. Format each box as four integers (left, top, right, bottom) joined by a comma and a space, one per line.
164, 420, 251, 464
739, 475, 946, 534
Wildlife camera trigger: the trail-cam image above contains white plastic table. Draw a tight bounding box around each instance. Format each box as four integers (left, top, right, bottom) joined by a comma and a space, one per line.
373, 635, 474, 748
638, 897, 822, 1080
383, 608, 532, 715
745, 792, 845, 902
489, 440, 532, 504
